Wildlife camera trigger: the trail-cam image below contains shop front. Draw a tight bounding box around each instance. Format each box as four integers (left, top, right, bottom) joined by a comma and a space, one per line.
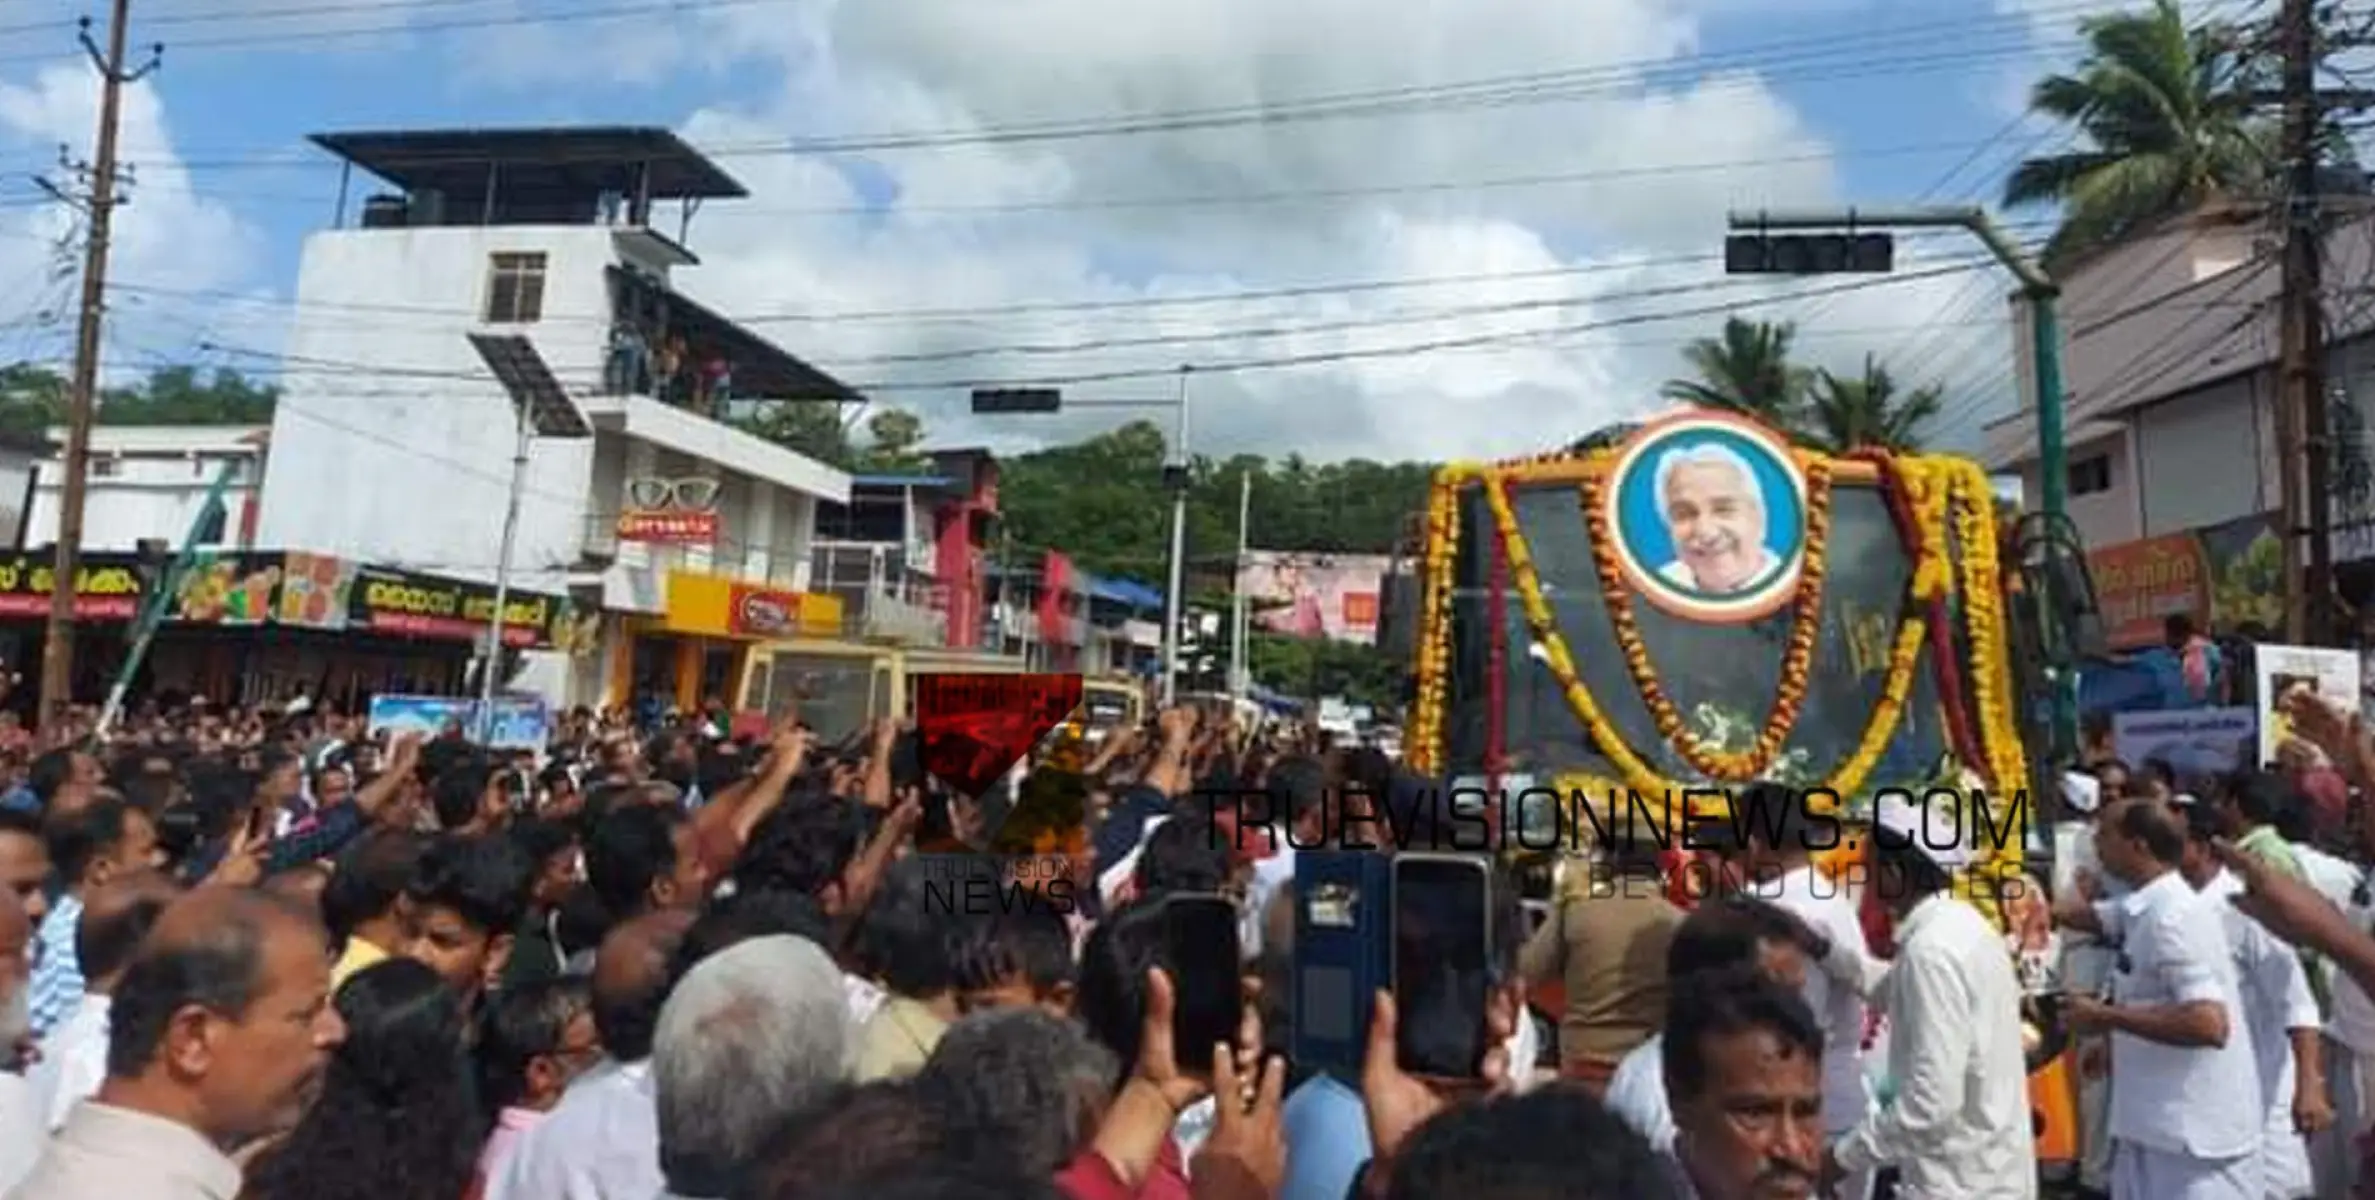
0, 547, 575, 712
614, 571, 841, 717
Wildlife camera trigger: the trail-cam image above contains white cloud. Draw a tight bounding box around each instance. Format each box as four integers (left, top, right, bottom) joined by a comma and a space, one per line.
490, 0, 2017, 463
0, 61, 279, 385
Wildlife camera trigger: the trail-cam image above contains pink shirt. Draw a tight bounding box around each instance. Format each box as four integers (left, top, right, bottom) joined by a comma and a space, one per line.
471, 1106, 547, 1200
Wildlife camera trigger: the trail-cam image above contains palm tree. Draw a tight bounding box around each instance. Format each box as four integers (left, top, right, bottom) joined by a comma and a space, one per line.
1803, 357, 1944, 454
2004, 0, 2270, 271
1659, 317, 1808, 429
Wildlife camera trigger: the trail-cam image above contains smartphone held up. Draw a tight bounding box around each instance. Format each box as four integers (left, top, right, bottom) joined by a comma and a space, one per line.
1159, 892, 1243, 1076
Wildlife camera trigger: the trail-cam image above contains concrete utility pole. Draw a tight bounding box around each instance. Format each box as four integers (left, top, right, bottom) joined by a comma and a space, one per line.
2277, 0, 2332, 645
1160, 365, 1193, 708
39, 1, 159, 732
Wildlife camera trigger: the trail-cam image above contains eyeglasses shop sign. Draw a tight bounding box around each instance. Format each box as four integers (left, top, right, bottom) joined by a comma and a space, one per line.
351, 571, 555, 647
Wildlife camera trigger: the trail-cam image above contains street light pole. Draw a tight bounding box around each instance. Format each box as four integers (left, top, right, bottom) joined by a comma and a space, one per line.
479, 401, 532, 743
1161, 366, 1193, 708
1728, 206, 2074, 758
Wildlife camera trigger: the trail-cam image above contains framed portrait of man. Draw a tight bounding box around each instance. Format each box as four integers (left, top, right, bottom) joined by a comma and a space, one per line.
1600, 412, 1809, 624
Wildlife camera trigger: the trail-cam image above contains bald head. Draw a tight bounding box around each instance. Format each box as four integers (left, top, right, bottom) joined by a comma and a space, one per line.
591, 908, 695, 1064
107, 888, 325, 1078
79, 869, 185, 992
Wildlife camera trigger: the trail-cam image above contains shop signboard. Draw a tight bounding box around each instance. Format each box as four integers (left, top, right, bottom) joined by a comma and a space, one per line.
2085, 532, 2208, 650
0, 552, 141, 620
347, 566, 558, 649
277, 552, 358, 631
173, 550, 282, 625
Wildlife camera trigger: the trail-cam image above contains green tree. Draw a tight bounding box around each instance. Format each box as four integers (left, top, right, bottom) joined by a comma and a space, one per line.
1802, 357, 1944, 454
738, 400, 856, 468
102, 366, 278, 425
1659, 317, 1807, 428
0, 363, 277, 436
856, 408, 930, 472
2005, 0, 2270, 271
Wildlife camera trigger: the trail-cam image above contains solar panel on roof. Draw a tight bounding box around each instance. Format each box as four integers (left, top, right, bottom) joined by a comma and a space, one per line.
468, 333, 592, 439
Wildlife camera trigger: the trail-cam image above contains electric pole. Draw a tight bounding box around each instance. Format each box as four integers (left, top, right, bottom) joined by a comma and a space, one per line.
38, 2, 159, 731
2277, 0, 2329, 645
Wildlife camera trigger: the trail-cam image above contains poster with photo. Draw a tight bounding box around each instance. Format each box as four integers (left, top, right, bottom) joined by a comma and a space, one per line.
2253, 643, 2361, 766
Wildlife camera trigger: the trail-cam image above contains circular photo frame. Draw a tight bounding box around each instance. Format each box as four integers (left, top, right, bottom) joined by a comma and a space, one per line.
1600, 411, 1809, 625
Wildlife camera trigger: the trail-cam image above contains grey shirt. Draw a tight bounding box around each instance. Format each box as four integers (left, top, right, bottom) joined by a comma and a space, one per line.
7, 1102, 241, 1200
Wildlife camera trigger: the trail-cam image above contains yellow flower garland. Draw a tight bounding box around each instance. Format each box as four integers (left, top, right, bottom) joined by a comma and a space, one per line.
1481, 468, 1934, 808
1580, 461, 1835, 781
1408, 447, 2029, 929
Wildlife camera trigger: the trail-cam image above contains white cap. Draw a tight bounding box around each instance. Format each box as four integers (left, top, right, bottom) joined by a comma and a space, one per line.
2060, 771, 2101, 816
1876, 792, 1974, 871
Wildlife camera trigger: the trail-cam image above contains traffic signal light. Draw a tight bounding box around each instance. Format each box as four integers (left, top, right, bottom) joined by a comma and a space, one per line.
1724, 233, 1894, 275
970, 387, 1062, 414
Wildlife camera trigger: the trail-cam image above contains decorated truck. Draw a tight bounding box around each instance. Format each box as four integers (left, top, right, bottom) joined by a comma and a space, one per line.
1401, 410, 2075, 1156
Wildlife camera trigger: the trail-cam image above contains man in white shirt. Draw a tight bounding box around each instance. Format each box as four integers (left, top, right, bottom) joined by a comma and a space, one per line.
492, 909, 693, 1200
2175, 801, 2326, 1198
1734, 784, 1884, 1200
2061, 795, 2263, 1200
1827, 793, 2035, 1199
25, 872, 181, 1132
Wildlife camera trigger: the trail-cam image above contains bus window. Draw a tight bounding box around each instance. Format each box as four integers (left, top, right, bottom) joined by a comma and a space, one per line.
741, 655, 770, 714
769, 654, 875, 743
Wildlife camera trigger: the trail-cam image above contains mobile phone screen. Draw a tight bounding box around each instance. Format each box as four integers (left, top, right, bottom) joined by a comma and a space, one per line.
1161, 894, 1243, 1076
1392, 855, 1492, 1079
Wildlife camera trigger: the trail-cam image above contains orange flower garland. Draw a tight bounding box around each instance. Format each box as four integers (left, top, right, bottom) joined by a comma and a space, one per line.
1578, 459, 1835, 781
1406, 464, 1474, 775
1490, 469, 1934, 806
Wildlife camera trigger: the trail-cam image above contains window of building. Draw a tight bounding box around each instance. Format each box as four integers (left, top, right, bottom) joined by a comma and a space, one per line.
484, 252, 548, 324
87, 457, 117, 478
2068, 453, 2112, 496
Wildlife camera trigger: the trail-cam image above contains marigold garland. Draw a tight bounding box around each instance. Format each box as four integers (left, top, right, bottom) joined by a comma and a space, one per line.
1407, 463, 1474, 775
1481, 469, 1933, 807
1579, 460, 1835, 781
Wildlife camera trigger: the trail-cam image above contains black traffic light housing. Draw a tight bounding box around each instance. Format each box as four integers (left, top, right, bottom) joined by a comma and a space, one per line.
1725, 232, 1894, 275
970, 387, 1062, 415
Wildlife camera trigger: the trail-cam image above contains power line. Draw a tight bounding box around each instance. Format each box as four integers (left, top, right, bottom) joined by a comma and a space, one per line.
1, 7, 2106, 165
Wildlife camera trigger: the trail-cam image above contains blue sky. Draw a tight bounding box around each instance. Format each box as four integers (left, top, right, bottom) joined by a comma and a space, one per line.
0, 0, 2131, 461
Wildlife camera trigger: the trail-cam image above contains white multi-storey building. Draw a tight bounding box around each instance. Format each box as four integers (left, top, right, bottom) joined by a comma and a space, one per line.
255, 127, 858, 710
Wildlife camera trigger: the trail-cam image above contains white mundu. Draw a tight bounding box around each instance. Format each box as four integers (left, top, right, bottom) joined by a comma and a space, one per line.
2099, 873, 2265, 1200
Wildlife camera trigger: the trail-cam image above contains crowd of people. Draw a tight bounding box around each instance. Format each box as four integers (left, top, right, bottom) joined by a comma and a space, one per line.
0, 686, 2372, 1199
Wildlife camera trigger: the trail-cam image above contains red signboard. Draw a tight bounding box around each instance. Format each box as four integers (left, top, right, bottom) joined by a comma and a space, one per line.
915, 673, 1084, 800
618, 510, 719, 544
2086, 532, 2209, 649
727, 584, 800, 638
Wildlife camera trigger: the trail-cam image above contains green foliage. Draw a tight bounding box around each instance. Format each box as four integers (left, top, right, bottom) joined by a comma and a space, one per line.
2006, 0, 2273, 271
1802, 357, 1944, 454
1245, 630, 1404, 710
1659, 323, 1944, 454
735, 401, 855, 467
1659, 316, 1811, 427
0, 363, 278, 436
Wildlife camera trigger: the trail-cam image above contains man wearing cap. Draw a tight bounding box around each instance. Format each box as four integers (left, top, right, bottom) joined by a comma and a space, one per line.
1732, 783, 1885, 1200
1825, 792, 2035, 1198
2059, 795, 2261, 1200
